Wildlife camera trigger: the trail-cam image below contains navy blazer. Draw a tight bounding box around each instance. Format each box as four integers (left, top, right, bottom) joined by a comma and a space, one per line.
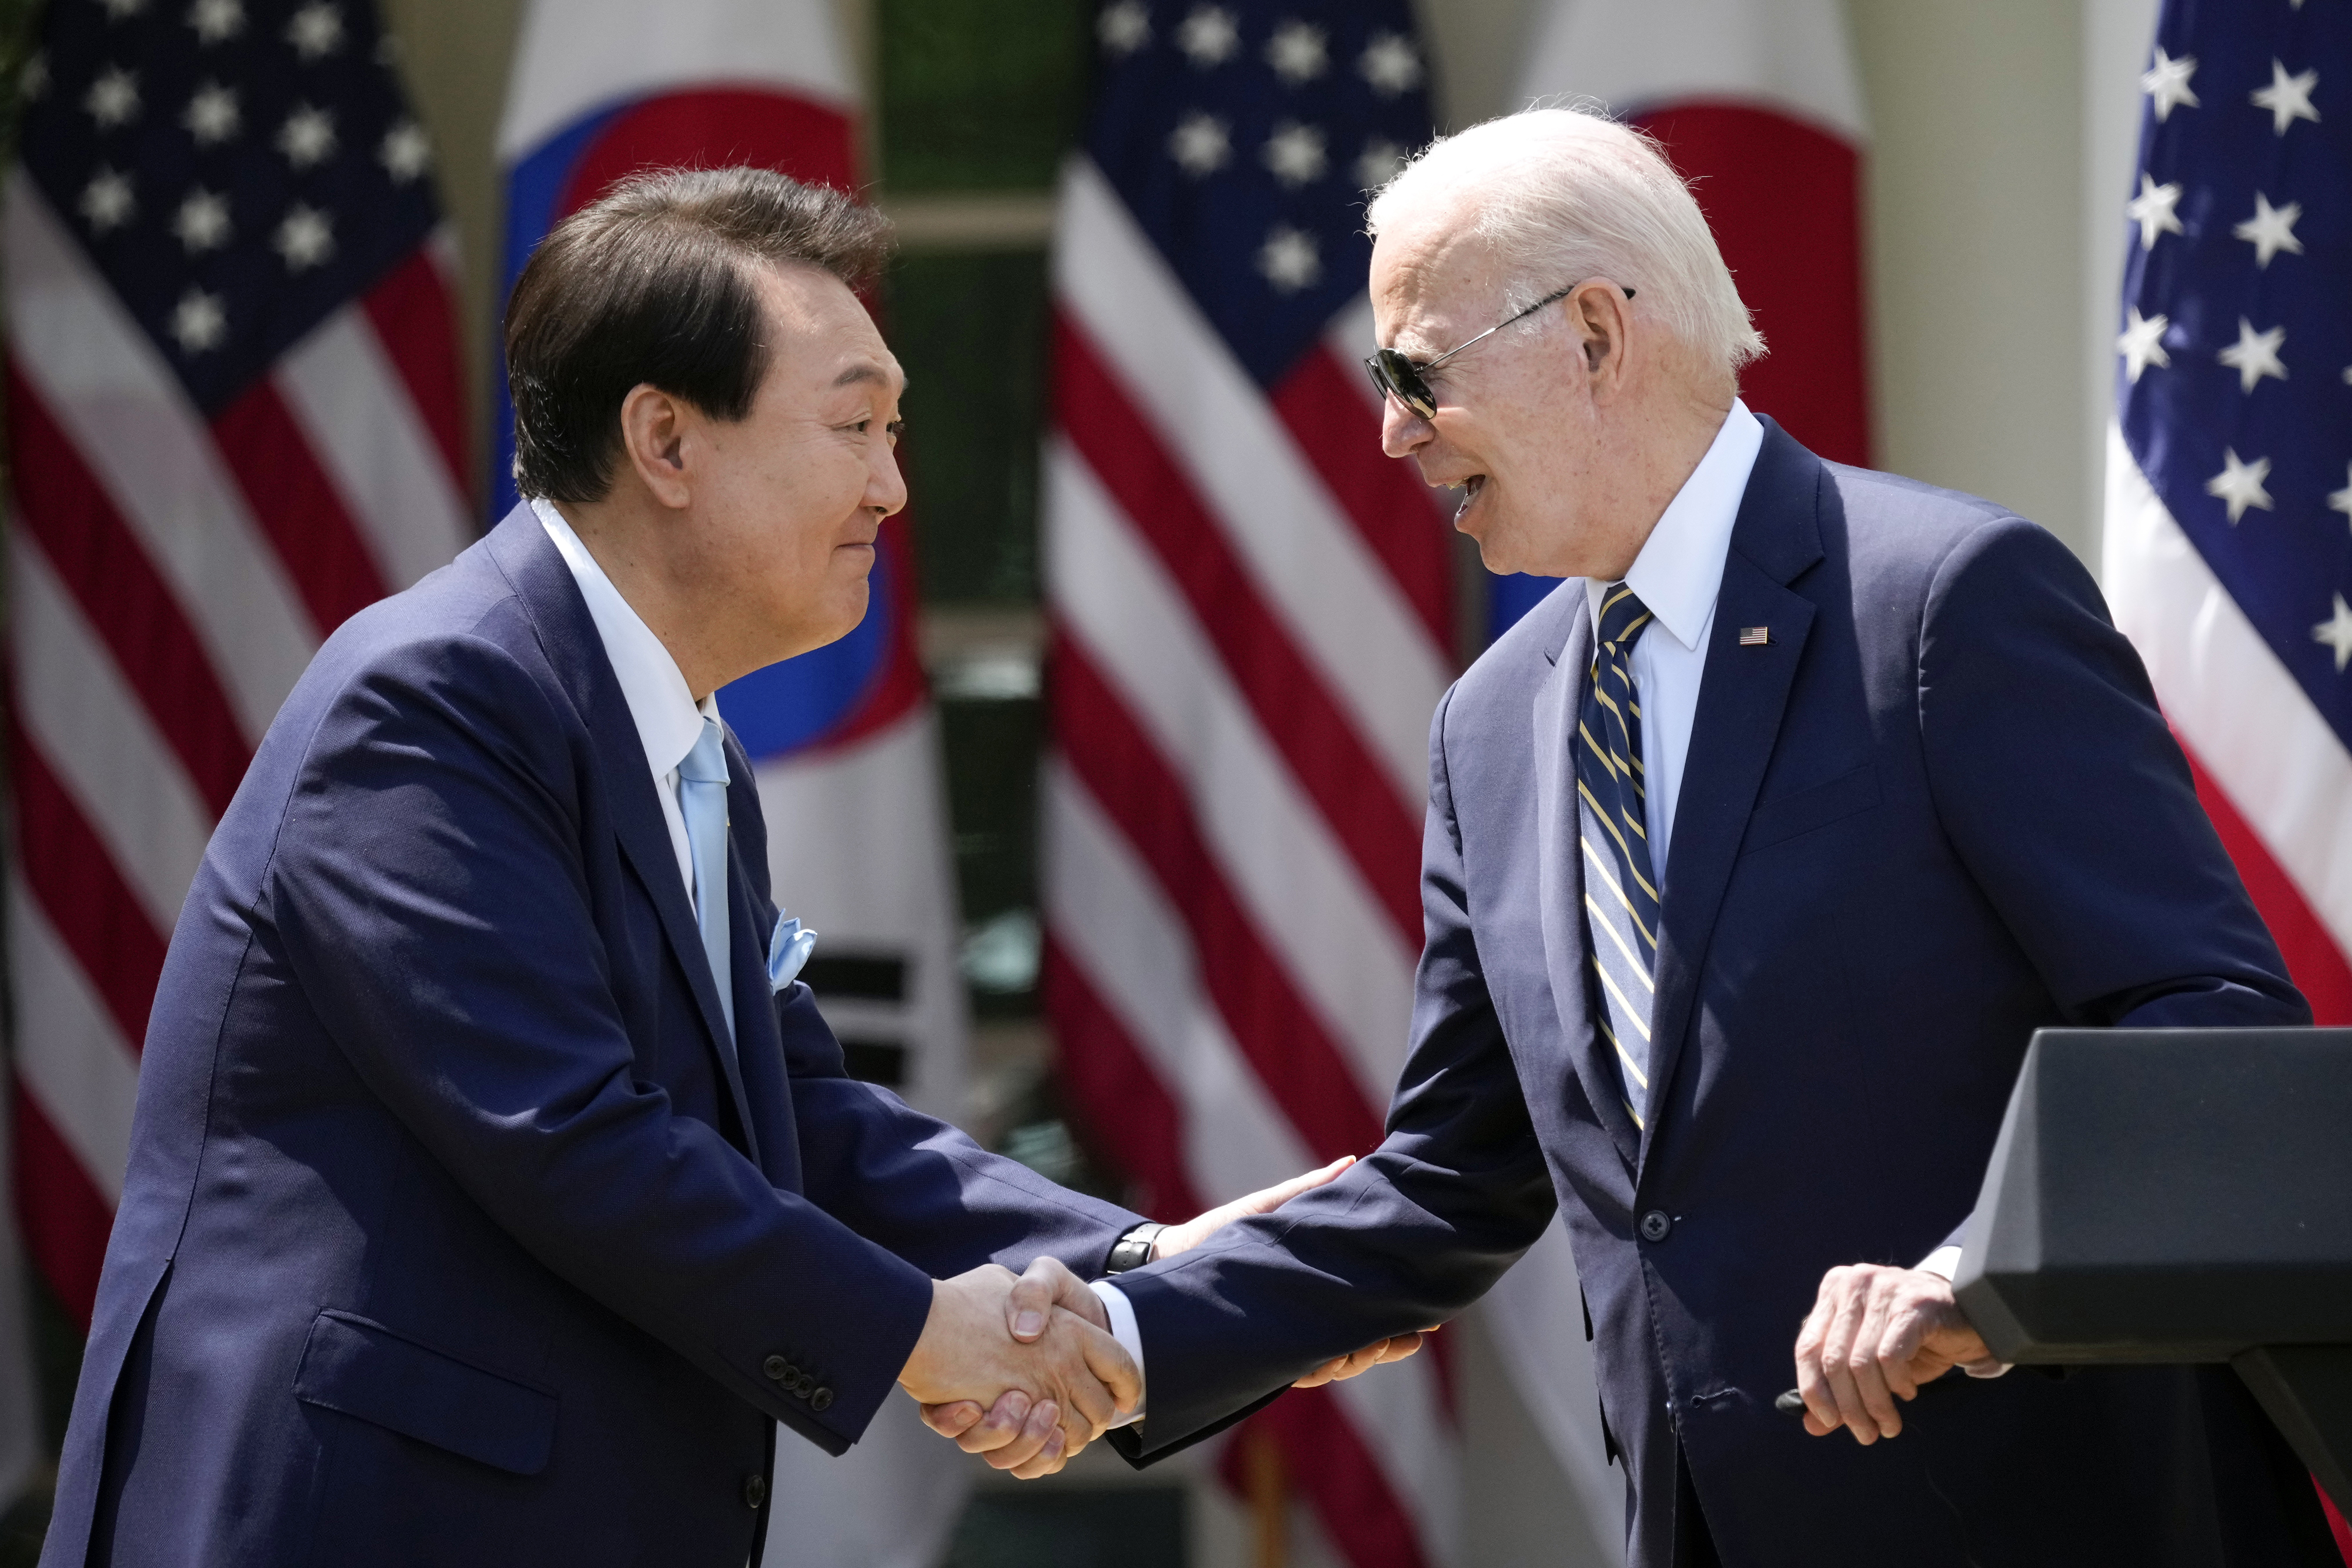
42, 506, 1140, 1568
1109, 425, 2336, 1566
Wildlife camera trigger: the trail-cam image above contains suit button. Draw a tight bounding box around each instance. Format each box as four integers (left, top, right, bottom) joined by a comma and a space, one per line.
811, 1387, 834, 1413
763, 1355, 790, 1382
1639, 1210, 1673, 1242
743, 1473, 767, 1510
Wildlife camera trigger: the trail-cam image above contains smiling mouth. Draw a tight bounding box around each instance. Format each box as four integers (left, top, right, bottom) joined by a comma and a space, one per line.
1452, 474, 1487, 523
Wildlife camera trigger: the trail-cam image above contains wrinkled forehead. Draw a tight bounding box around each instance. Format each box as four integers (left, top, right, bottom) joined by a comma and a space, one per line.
1369, 202, 1508, 359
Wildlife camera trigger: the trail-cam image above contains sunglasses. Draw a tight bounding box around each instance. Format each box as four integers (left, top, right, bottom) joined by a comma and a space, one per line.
1364, 280, 1636, 421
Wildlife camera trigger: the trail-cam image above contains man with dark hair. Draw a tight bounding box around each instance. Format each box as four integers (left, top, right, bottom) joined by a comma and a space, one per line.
38, 166, 1345, 1568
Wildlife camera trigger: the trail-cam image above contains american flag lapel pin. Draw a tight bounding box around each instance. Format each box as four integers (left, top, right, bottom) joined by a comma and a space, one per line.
1739, 626, 1772, 647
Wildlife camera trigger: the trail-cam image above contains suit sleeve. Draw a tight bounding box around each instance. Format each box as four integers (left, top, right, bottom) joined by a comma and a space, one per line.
267, 635, 934, 1455
1916, 518, 2309, 1249
1105, 683, 1559, 1463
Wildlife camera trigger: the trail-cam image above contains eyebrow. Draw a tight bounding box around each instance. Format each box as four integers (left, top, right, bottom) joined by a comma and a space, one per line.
832, 361, 899, 389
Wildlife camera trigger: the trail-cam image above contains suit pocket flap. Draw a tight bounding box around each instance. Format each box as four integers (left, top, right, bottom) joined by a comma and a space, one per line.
293, 1310, 557, 1475
1743, 763, 1880, 854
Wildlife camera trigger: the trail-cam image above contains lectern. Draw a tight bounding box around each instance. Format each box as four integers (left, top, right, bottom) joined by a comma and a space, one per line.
1953, 1028, 2352, 1512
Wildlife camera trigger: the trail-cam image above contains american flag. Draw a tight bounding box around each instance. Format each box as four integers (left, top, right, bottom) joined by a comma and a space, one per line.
2101, 4, 2352, 1547
4, 0, 470, 1342
1041, 3, 1459, 1563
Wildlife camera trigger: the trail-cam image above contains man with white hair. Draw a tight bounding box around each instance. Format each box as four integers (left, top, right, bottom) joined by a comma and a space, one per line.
988, 108, 2336, 1565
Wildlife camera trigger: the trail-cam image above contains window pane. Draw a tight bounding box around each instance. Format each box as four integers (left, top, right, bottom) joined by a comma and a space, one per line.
886, 249, 1050, 606
878, 0, 1094, 192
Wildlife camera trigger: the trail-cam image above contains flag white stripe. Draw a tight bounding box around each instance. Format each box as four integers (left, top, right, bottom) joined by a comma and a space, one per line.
278, 306, 475, 591
1045, 761, 1319, 1196
12, 535, 215, 935
1045, 765, 1459, 1568
1056, 161, 1448, 811
3, 172, 317, 743
9, 880, 141, 1202
1050, 438, 1419, 1111
2103, 424, 2352, 951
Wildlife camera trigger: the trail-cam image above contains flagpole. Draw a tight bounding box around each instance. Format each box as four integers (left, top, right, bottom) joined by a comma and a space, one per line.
1246, 1424, 1287, 1568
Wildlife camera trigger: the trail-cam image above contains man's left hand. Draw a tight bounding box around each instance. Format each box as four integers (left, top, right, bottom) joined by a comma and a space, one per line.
1793, 1263, 2003, 1444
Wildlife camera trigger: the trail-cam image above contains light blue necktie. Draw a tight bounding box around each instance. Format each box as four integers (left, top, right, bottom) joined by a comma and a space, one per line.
677, 716, 735, 1055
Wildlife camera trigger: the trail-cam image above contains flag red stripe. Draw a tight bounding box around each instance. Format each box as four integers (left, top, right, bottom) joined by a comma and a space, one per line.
211, 379, 394, 638
1041, 937, 1205, 1222
12, 1081, 113, 1330
6, 363, 252, 815
1268, 347, 1452, 652
2179, 737, 2352, 1025
1056, 316, 1423, 948
360, 249, 475, 508
1222, 1389, 1431, 1568
11, 726, 170, 1051
1054, 631, 1388, 1164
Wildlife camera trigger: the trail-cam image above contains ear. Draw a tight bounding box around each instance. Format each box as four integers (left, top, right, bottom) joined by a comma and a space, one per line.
1567, 279, 1635, 397
616, 383, 694, 509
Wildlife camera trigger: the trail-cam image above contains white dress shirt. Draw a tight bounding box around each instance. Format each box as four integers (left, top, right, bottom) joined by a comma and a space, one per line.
532, 497, 720, 907
1582, 399, 1762, 871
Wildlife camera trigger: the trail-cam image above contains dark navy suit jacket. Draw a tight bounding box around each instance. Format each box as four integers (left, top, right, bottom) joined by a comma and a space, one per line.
42, 506, 1140, 1568
1109, 425, 2334, 1566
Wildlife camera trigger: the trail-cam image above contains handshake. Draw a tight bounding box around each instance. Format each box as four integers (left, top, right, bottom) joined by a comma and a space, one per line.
894, 1157, 1435, 1477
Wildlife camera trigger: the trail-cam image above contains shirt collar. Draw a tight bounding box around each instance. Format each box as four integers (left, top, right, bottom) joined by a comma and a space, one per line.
532, 497, 717, 781
1583, 399, 1765, 652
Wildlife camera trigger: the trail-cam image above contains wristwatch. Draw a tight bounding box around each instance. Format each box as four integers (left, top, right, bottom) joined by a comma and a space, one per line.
1105, 1222, 1167, 1273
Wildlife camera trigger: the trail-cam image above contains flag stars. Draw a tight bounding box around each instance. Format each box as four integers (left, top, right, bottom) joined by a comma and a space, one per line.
1262, 120, 1327, 186
83, 65, 141, 129
186, 0, 242, 44
1176, 6, 1238, 67
379, 119, 430, 182
2251, 58, 2319, 136
2141, 46, 2199, 121
169, 287, 227, 354
1098, 0, 1149, 56
1357, 136, 1406, 192
1168, 111, 1230, 175
1257, 223, 1319, 292
2233, 192, 2303, 268
2205, 448, 2274, 523
277, 103, 337, 168
183, 81, 240, 145
2126, 173, 2183, 250
78, 166, 135, 233
1266, 20, 1327, 84
286, 2, 343, 60
172, 187, 231, 252
1359, 32, 1423, 96
2117, 306, 2170, 383
2314, 594, 2352, 673
96, 0, 147, 20
2330, 465, 2352, 531
2217, 317, 2287, 393
274, 203, 335, 269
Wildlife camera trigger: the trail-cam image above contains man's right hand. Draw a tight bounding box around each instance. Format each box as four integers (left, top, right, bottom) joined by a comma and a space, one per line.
897, 1263, 1140, 1479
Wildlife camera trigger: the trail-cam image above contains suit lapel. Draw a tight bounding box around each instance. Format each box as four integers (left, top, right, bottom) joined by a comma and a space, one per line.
486, 507, 761, 1157
1534, 594, 1642, 1169
1641, 425, 1826, 1161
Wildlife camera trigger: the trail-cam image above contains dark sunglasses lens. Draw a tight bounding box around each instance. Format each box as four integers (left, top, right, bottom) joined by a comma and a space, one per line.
1367, 350, 1436, 418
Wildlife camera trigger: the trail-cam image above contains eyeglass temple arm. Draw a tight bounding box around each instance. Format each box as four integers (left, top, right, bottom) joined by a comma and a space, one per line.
1421, 282, 1635, 373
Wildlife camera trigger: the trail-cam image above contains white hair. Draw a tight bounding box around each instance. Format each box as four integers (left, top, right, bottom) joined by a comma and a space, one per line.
1367, 105, 1765, 380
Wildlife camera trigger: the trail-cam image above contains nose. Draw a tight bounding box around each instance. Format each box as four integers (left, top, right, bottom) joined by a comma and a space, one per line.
1379, 394, 1432, 459
868, 442, 909, 519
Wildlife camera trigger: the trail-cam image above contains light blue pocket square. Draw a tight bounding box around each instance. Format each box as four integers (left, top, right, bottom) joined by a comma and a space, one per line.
767, 914, 818, 992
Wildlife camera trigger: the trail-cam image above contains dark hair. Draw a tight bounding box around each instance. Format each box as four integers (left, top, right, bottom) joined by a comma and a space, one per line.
504, 166, 895, 503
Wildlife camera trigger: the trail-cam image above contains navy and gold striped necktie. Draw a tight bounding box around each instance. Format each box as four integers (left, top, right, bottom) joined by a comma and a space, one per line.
1577, 583, 1661, 1131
